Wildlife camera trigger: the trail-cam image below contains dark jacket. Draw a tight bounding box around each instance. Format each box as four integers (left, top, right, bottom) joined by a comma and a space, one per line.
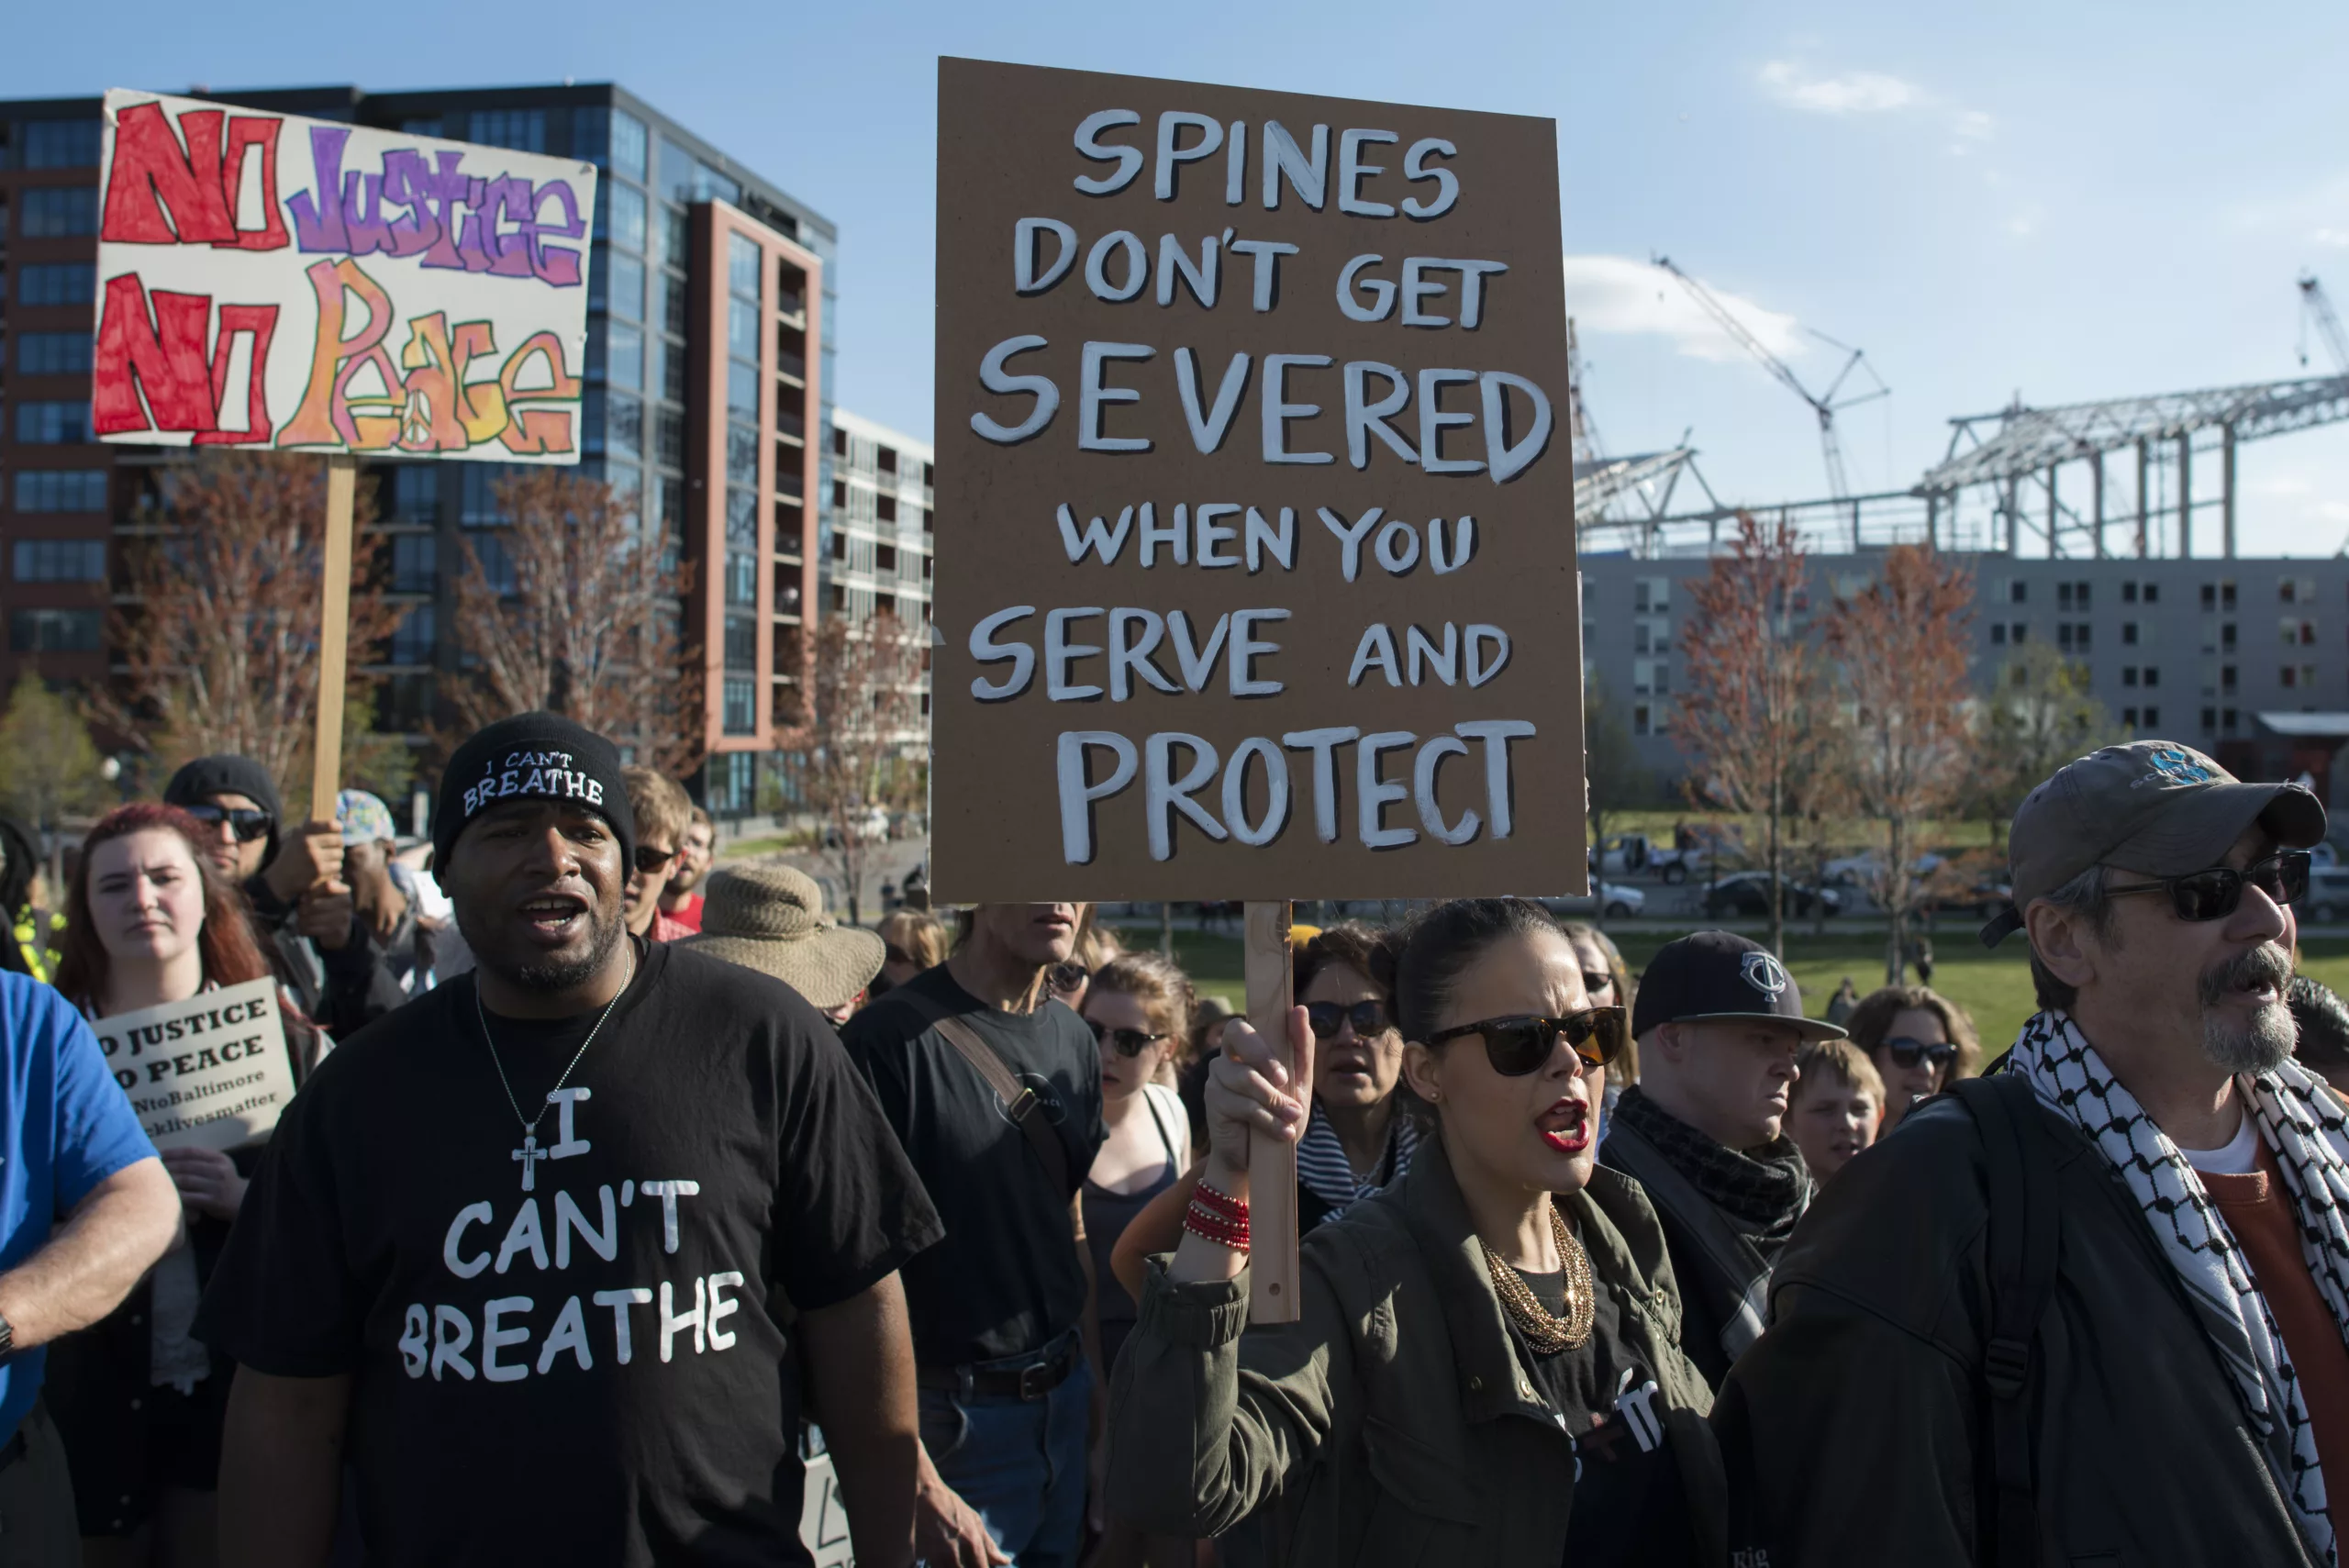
1105, 1139, 1723, 1567
1598, 1117, 1772, 1390
242, 873, 405, 1037
1711, 1092, 2323, 1568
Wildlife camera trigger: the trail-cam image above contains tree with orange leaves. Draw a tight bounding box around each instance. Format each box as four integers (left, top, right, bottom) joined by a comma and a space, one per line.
446, 467, 704, 778
1668, 512, 1832, 956
96, 452, 395, 800
1821, 543, 1976, 984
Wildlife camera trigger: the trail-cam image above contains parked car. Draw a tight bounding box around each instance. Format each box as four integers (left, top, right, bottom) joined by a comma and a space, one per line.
1540, 882, 1647, 921
2302, 867, 2349, 924
1596, 833, 1709, 885
1704, 872, 1844, 919
1822, 849, 1945, 887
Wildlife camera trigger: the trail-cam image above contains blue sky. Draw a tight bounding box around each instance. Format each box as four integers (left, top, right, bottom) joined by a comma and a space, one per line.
15, 0, 2349, 554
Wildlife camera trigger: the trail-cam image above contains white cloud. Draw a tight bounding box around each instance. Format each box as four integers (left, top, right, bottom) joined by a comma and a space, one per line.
1562, 254, 1807, 364
2315, 228, 2349, 250
1757, 60, 1920, 115
1953, 110, 1996, 141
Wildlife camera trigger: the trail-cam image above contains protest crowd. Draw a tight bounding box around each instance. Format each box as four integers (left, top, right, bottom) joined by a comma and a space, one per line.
0, 715, 2326, 1568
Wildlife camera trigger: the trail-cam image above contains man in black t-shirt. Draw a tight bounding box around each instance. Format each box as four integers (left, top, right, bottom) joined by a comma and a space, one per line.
199, 713, 943, 1568
841, 905, 1107, 1568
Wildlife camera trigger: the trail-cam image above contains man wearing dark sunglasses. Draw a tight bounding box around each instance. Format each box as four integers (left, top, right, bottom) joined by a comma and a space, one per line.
163, 755, 404, 1038
619, 766, 698, 945
1719, 740, 2349, 1568
1599, 930, 1844, 1391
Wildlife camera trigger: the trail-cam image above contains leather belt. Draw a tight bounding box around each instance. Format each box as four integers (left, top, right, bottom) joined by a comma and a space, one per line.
917, 1333, 1081, 1402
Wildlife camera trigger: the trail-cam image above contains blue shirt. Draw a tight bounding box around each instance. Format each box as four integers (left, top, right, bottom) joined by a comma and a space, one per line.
0, 972, 158, 1438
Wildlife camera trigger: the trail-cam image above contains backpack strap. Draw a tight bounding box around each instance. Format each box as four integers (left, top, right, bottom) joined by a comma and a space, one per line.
931, 1013, 1072, 1197
1947, 1073, 2061, 1568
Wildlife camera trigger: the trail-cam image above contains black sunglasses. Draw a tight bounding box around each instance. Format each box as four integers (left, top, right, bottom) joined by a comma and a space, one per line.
1305, 999, 1388, 1040
2107, 851, 2310, 923
182, 803, 273, 842
1425, 1007, 1629, 1076
1878, 1036, 1957, 1072
631, 845, 676, 875
1086, 1018, 1166, 1057
1049, 961, 1088, 995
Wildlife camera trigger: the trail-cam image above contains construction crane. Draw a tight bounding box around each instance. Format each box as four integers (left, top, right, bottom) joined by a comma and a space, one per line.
2298, 272, 2349, 375
1653, 253, 1889, 500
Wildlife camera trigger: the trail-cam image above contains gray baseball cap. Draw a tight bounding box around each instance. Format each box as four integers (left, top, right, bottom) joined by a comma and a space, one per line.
1979, 740, 2326, 946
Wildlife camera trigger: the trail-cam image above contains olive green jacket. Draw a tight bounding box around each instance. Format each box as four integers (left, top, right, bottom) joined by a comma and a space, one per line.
1103, 1139, 1723, 1567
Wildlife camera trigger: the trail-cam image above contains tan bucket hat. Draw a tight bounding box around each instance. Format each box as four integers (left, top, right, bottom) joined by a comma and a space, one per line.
682, 864, 885, 1010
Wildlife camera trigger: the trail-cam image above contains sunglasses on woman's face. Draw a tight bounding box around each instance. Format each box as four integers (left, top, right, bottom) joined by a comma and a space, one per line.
1305, 999, 1388, 1040
631, 845, 676, 875
1424, 1007, 1630, 1076
1878, 1036, 1957, 1072
2105, 850, 2310, 923
1086, 1018, 1166, 1057
182, 803, 273, 842
1049, 962, 1088, 995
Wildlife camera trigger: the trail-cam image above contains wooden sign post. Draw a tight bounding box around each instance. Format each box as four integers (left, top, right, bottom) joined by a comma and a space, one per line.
1243, 900, 1299, 1321
931, 61, 1586, 1323
309, 454, 358, 816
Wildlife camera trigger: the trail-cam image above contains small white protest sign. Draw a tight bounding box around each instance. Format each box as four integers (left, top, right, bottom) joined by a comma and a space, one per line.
91, 978, 294, 1151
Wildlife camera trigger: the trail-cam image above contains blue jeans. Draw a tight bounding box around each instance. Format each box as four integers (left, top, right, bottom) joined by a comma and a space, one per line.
919, 1351, 1093, 1568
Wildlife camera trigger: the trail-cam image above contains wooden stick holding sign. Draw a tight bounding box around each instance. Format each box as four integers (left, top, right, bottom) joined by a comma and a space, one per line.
1244, 900, 1301, 1323
308, 453, 358, 818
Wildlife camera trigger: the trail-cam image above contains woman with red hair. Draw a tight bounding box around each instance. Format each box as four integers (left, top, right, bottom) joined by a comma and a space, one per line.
48, 803, 326, 1568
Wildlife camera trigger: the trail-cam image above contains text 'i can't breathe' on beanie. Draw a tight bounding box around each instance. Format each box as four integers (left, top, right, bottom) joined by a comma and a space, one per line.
433, 712, 635, 871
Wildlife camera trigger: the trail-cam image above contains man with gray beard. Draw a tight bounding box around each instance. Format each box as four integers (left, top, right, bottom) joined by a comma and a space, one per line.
1715, 741, 2349, 1568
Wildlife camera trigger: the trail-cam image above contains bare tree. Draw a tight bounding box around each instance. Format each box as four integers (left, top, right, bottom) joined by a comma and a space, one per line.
1822, 544, 1976, 984
1968, 639, 2126, 846
1669, 512, 1831, 956
447, 467, 703, 776
96, 453, 393, 795
793, 611, 927, 926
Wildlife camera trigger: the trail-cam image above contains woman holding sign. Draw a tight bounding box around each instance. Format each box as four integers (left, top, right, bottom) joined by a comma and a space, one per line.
1104, 898, 1720, 1565
47, 804, 324, 1568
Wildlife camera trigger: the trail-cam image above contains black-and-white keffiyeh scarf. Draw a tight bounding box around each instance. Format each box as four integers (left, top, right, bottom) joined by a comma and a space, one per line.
2009, 1009, 2349, 1566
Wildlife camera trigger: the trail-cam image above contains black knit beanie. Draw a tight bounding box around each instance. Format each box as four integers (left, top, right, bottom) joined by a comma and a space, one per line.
434, 712, 635, 871
164, 754, 286, 868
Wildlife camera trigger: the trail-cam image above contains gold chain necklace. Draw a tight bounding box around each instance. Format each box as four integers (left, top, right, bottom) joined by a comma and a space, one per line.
1483, 1204, 1596, 1354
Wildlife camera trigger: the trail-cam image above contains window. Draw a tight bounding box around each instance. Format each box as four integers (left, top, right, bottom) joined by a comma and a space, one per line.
1632, 702, 1666, 737
1991, 624, 2007, 645
1634, 616, 1670, 654
12, 471, 105, 513
2202, 706, 2218, 733
2202, 584, 2216, 609
11, 539, 103, 582
2143, 583, 2159, 604
2301, 621, 2318, 646
2009, 579, 2028, 604
461, 465, 511, 527
2221, 581, 2238, 610
23, 119, 102, 168
729, 233, 761, 301
2144, 666, 2161, 688
386, 465, 440, 524
722, 674, 756, 736
2143, 706, 2160, 729
2009, 622, 2028, 644
381, 673, 435, 730
723, 614, 756, 668
605, 323, 644, 391
833, 425, 849, 456
2057, 623, 2091, 652
14, 402, 92, 444
603, 183, 647, 256
876, 544, 897, 573
16, 333, 93, 375
660, 334, 685, 403
605, 252, 645, 322
2122, 621, 2139, 645
2221, 623, 2238, 651
600, 391, 641, 461
729, 298, 760, 364
2123, 706, 2139, 728
2122, 667, 2137, 687
2223, 707, 2240, 735
2221, 664, 2238, 691
390, 534, 436, 593
575, 107, 650, 181
1632, 658, 1668, 695
656, 408, 686, 469
877, 494, 897, 525
726, 550, 756, 608
2123, 582, 2139, 604
8, 609, 100, 652
22, 189, 97, 237
17, 264, 95, 307
469, 109, 546, 152
2281, 574, 2318, 604
1633, 576, 1671, 613
728, 362, 759, 421
727, 424, 758, 485
399, 117, 442, 138
831, 529, 848, 561
388, 606, 436, 665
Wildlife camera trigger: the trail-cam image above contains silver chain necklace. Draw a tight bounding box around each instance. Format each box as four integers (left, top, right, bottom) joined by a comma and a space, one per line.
473, 947, 633, 1191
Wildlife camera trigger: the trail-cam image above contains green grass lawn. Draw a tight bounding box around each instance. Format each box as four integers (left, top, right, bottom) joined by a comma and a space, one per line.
1113, 918, 2349, 1064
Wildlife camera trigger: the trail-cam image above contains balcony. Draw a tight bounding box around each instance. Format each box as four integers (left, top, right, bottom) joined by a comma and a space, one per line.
775, 289, 805, 322
775, 409, 806, 443
776, 349, 807, 384
775, 469, 804, 501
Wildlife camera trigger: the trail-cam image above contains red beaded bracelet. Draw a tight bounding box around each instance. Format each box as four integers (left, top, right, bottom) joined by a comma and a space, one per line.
1184, 1195, 1251, 1252
1194, 1180, 1249, 1223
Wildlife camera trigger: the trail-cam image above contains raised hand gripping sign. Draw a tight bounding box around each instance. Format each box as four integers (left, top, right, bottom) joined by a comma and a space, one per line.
932, 60, 1586, 904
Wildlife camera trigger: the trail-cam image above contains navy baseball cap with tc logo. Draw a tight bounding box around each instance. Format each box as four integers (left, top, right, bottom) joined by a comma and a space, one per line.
1631, 929, 1846, 1042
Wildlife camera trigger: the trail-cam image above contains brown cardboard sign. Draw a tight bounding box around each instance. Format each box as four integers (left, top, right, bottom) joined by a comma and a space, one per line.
933, 58, 1586, 901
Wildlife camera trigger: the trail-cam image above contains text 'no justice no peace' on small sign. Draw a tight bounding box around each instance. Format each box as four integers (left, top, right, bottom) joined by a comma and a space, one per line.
934, 59, 1586, 902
